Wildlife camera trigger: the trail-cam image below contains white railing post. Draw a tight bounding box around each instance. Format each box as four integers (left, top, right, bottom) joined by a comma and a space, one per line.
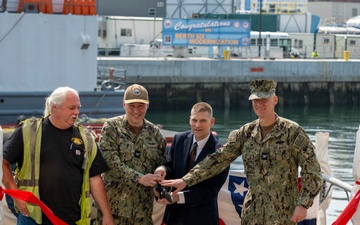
351, 125, 360, 224
315, 131, 331, 225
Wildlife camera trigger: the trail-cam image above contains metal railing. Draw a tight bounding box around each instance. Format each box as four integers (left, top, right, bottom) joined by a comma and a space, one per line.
322, 173, 352, 202
96, 66, 126, 91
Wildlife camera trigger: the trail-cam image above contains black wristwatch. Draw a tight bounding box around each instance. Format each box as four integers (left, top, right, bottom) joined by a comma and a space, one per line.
300, 204, 310, 209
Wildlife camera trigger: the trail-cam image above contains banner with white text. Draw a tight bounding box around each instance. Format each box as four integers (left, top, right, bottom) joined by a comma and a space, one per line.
162, 19, 251, 47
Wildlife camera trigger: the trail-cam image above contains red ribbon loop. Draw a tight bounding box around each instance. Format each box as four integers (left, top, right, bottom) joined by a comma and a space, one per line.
332, 189, 360, 225
0, 186, 67, 225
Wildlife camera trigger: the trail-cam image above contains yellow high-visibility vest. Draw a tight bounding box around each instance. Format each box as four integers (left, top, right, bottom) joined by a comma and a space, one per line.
16, 117, 96, 225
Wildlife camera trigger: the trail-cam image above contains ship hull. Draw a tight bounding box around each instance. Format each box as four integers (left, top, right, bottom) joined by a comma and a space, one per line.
0, 91, 125, 124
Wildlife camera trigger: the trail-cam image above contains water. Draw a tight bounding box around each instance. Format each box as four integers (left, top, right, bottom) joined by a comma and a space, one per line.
146, 105, 360, 224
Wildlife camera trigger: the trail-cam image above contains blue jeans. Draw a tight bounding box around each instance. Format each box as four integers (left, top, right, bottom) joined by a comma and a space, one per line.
5, 194, 18, 217
16, 213, 52, 225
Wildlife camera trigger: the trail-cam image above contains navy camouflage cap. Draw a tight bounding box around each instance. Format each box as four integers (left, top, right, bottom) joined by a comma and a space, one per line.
248, 79, 277, 100
124, 84, 149, 104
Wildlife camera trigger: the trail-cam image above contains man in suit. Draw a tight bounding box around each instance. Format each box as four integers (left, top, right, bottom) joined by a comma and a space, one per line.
154, 102, 230, 225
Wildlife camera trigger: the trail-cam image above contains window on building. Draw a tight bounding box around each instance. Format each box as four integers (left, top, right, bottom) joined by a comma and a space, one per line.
148, 8, 156, 16
270, 39, 278, 47
294, 39, 303, 48
268, 4, 276, 13
322, 38, 330, 44
121, 29, 132, 37
298, 40, 303, 48
251, 39, 256, 45
349, 40, 356, 45
352, 8, 358, 17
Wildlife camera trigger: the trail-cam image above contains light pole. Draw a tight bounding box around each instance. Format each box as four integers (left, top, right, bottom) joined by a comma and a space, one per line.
258, 0, 263, 57
345, 36, 348, 51
148, 7, 156, 57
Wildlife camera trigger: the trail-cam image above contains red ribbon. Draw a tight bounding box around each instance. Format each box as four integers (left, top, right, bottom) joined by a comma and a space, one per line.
332, 189, 360, 225
0, 186, 67, 225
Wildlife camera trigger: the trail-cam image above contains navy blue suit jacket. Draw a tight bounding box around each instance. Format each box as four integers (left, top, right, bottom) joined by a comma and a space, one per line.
161, 131, 230, 225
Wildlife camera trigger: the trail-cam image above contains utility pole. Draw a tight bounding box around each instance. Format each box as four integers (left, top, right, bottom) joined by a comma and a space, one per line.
258, 0, 263, 57
149, 7, 156, 57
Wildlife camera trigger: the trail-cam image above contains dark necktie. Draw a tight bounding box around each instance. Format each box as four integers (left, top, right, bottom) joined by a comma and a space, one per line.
187, 142, 198, 172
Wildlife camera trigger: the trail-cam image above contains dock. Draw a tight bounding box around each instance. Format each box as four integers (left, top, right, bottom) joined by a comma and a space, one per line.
98, 57, 360, 108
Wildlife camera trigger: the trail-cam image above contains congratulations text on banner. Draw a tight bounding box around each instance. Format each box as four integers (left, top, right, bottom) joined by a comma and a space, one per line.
162, 19, 251, 47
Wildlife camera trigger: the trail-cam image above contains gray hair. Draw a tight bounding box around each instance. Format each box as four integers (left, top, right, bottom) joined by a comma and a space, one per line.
44, 87, 79, 117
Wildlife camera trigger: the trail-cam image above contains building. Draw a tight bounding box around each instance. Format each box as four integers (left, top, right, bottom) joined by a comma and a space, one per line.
97, 0, 166, 17
307, 0, 360, 26
96, 0, 359, 27
97, 0, 235, 18
237, 0, 307, 13
97, 16, 167, 56
167, 0, 234, 18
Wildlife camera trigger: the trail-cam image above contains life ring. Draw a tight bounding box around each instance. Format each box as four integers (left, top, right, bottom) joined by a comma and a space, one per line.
101, 80, 124, 91
101, 80, 115, 91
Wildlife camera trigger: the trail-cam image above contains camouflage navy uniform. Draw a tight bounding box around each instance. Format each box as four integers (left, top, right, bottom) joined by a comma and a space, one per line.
98, 115, 166, 225
183, 78, 321, 225
183, 116, 322, 225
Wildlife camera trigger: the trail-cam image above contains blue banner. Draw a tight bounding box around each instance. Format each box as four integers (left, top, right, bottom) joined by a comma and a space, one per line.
162, 19, 251, 46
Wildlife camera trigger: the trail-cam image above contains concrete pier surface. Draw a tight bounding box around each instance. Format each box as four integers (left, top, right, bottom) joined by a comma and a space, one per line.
98, 57, 360, 83
98, 57, 360, 108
